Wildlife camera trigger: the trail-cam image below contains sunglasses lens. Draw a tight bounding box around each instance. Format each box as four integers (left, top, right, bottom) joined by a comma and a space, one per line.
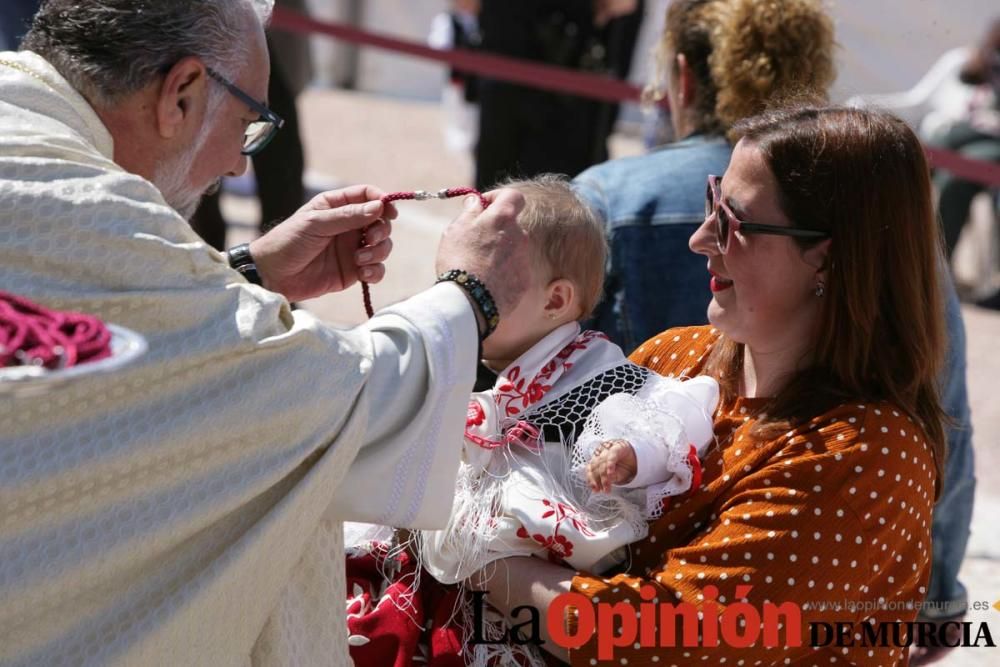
707, 180, 729, 253
717, 207, 730, 252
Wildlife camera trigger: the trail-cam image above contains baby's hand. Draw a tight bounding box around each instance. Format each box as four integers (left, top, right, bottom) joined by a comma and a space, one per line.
586, 439, 638, 493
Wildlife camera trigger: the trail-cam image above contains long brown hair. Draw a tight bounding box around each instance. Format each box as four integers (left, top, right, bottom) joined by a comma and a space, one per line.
705, 106, 947, 479
646, 0, 836, 136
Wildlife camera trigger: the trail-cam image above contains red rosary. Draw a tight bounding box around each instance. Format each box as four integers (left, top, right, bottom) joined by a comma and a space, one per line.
360, 187, 489, 317
0, 291, 112, 370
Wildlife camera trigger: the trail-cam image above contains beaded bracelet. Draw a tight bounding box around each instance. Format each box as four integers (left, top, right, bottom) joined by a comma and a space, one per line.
435, 269, 500, 341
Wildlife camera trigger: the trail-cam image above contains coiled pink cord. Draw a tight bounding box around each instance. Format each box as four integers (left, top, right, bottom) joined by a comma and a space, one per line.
0, 291, 112, 370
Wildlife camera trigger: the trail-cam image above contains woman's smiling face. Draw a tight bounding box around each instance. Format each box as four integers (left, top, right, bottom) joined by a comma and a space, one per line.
688, 139, 827, 352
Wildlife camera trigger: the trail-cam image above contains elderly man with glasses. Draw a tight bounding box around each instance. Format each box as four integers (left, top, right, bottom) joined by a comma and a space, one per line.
0, 1, 534, 665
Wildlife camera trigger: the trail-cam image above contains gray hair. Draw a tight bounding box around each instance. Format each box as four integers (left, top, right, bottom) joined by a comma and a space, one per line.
21, 0, 274, 107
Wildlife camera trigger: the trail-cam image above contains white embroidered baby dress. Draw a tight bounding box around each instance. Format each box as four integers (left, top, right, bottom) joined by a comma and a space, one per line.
422, 323, 719, 583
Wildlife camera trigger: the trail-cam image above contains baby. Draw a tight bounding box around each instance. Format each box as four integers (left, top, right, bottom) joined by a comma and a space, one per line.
421, 175, 720, 583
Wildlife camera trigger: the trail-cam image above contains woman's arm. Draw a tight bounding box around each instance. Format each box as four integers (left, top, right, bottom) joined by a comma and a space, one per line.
475, 557, 574, 663
479, 405, 936, 665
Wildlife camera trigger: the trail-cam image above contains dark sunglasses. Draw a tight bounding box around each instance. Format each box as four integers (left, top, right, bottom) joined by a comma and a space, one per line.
706, 174, 829, 253
206, 67, 285, 156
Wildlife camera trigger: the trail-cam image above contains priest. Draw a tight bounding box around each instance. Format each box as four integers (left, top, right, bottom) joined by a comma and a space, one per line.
0, 1, 532, 665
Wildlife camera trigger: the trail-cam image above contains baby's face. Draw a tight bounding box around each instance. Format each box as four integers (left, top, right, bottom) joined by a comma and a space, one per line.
482, 264, 574, 370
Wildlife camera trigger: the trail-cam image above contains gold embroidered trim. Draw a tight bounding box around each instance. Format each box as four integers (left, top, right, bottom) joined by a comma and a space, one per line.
0, 59, 59, 93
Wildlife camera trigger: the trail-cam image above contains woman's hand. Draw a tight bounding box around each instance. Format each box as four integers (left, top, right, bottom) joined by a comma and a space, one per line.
586, 439, 638, 492
468, 556, 573, 664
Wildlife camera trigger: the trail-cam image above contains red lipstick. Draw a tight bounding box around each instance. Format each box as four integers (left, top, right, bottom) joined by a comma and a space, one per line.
709, 269, 733, 293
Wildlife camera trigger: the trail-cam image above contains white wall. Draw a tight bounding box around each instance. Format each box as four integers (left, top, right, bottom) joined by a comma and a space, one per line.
355, 0, 448, 99
827, 0, 986, 100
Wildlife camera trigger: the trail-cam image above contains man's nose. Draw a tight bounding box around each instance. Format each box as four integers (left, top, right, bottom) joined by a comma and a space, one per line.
227, 153, 249, 178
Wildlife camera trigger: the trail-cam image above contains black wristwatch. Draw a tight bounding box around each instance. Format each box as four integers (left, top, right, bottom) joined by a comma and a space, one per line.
226, 243, 263, 286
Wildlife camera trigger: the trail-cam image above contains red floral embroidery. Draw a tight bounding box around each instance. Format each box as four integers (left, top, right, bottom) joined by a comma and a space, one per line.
466, 400, 485, 428
493, 331, 605, 418
516, 525, 575, 563
514, 495, 598, 565
540, 498, 595, 538
523, 380, 550, 407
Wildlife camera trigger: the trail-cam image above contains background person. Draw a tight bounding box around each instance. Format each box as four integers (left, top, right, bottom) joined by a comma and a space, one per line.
0, 1, 535, 664
0, 0, 37, 51
574, 0, 836, 351
928, 17, 1000, 311
473, 0, 644, 190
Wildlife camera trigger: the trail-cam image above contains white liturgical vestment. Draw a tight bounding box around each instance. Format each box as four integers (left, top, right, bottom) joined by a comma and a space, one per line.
0, 51, 477, 667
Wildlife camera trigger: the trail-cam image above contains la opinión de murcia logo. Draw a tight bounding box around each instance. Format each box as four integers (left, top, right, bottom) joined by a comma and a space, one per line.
469, 588, 998, 661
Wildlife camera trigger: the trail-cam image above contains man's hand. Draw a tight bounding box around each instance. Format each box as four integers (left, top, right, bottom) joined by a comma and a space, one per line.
435, 188, 531, 330
586, 439, 638, 492
248, 185, 397, 302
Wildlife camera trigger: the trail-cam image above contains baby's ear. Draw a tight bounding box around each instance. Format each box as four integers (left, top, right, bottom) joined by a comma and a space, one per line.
544, 278, 579, 320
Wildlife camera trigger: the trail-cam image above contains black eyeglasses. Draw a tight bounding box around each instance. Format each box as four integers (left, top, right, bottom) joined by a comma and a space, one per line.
706, 174, 830, 253
206, 67, 284, 156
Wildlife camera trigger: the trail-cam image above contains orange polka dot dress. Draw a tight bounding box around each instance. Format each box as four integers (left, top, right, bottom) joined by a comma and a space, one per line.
565, 326, 937, 666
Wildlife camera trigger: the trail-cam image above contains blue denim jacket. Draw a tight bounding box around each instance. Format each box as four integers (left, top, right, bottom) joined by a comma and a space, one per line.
574, 134, 732, 353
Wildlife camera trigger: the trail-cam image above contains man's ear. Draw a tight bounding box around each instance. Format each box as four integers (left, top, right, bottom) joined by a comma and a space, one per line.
675, 52, 697, 109
544, 278, 580, 321
156, 56, 209, 141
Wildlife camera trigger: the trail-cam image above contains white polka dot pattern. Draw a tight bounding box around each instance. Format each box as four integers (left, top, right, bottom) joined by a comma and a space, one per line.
564, 326, 936, 666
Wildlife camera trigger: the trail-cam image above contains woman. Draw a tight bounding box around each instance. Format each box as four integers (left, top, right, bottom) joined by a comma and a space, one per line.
574, 0, 835, 352
575, 1, 974, 660
477, 106, 946, 666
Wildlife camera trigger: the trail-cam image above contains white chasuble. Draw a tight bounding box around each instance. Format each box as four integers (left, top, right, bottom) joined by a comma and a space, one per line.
0, 51, 477, 667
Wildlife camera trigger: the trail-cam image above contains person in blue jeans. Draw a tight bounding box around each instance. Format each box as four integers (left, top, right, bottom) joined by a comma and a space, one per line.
573, 1, 975, 662
0, 0, 39, 51
910, 273, 977, 665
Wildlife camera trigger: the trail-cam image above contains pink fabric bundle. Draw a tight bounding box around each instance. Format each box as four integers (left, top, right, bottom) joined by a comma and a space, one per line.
0, 291, 112, 369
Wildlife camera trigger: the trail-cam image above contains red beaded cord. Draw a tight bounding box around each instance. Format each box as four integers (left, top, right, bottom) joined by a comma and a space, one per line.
0, 291, 112, 370
359, 187, 489, 317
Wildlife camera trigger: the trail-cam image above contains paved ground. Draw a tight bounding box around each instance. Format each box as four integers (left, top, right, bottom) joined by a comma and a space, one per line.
226, 87, 1000, 664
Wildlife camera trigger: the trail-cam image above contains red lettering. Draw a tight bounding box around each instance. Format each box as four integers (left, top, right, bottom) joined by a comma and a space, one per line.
597, 601, 638, 659
547, 592, 595, 650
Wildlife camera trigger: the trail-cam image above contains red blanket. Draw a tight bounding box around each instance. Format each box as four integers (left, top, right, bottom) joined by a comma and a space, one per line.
345, 544, 545, 667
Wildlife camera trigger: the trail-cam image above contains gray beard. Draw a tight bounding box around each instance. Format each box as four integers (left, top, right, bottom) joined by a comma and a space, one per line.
153, 121, 219, 221
171, 179, 222, 221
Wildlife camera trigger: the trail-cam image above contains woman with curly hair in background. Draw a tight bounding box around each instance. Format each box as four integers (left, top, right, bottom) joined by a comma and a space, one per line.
574, 0, 836, 351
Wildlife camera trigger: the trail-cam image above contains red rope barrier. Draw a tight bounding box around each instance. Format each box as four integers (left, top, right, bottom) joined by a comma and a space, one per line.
924, 146, 1000, 189
271, 7, 1000, 189
270, 7, 644, 106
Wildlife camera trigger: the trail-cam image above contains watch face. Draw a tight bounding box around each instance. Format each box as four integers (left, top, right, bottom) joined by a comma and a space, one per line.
244, 267, 263, 285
